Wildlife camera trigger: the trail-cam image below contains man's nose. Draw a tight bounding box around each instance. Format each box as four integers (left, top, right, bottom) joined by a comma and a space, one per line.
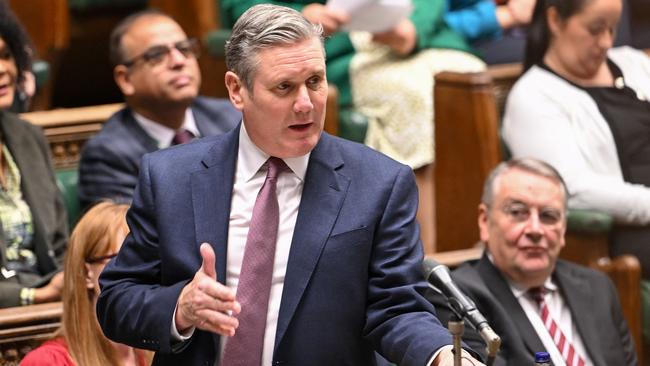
293, 85, 313, 113
524, 212, 544, 241
167, 47, 187, 67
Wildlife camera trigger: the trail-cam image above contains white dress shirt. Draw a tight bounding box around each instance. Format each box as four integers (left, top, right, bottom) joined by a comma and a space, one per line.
509, 279, 593, 366
133, 108, 201, 148
218, 123, 309, 364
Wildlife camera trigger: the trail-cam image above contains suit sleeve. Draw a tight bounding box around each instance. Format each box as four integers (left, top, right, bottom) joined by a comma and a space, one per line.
96, 153, 190, 353
78, 140, 138, 209
606, 276, 638, 365
363, 165, 454, 366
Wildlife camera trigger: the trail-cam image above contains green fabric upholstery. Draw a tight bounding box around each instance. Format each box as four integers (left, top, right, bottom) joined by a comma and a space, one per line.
566, 209, 613, 234
642, 280, 650, 346
338, 108, 368, 143
55, 168, 80, 230
32, 60, 50, 89
206, 29, 231, 59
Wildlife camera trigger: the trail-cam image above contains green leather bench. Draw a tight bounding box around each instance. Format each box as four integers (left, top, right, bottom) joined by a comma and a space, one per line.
55, 168, 81, 230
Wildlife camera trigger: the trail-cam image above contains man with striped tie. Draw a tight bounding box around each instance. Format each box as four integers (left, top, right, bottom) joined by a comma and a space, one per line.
427, 158, 637, 366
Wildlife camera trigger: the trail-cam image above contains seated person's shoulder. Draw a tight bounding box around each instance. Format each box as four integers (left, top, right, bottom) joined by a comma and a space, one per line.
21, 338, 74, 366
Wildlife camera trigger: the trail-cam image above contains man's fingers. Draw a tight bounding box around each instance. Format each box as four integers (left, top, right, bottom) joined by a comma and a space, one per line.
199, 242, 217, 280
196, 309, 240, 336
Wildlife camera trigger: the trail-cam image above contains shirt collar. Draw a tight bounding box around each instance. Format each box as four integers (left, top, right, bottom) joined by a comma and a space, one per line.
133, 108, 201, 148
238, 122, 310, 182
486, 252, 557, 299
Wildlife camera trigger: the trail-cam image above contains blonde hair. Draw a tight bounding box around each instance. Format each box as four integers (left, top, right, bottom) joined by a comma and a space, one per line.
61, 201, 130, 365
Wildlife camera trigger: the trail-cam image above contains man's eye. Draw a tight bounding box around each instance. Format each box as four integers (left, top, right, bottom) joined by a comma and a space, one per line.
540, 210, 562, 225
143, 47, 169, 62
307, 76, 321, 89
277, 83, 291, 91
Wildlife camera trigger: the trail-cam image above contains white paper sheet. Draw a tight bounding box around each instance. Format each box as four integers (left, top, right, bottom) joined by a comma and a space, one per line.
326, 0, 413, 33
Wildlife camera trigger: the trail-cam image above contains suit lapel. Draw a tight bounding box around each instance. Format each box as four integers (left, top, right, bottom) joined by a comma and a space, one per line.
123, 110, 160, 153
477, 255, 547, 358
554, 262, 605, 366
0, 115, 52, 272
274, 134, 349, 349
190, 126, 239, 283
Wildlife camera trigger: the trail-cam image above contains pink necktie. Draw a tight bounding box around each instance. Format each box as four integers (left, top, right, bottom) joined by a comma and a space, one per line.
222, 157, 287, 366
172, 129, 195, 145
529, 287, 586, 366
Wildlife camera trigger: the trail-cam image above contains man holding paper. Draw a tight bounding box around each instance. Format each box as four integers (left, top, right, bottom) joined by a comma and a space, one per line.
221, 0, 485, 170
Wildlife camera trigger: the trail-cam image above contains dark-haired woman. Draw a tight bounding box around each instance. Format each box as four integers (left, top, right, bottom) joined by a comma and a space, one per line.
502, 0, 650, 276
0, 1, 68, 307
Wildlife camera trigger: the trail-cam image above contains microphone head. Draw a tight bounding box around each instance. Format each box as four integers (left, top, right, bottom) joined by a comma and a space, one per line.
422, 258, 452, 288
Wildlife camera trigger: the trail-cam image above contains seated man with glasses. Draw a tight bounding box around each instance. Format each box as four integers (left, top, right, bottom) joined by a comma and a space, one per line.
426, 158, 637, 365
78, 9, 241, 209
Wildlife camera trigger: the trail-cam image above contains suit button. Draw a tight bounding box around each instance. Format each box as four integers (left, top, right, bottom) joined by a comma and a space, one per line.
273, 361, 286, 365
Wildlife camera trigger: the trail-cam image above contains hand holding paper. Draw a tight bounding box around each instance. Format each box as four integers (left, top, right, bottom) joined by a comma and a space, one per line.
326, 0, 413, 33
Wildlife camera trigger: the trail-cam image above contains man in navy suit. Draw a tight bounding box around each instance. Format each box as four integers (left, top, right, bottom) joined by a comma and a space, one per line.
78, 10, 240, 209
97, 5, 482, 366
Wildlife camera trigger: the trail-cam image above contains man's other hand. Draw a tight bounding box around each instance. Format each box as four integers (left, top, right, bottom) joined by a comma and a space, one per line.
175, 243, 241, 336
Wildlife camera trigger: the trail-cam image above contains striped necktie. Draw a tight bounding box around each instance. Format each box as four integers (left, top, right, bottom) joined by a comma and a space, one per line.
529, 287, 586, 366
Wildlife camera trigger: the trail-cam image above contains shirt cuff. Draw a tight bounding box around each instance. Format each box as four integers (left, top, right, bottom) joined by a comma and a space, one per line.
171, 303, 195, 341
428, 345, 453, 366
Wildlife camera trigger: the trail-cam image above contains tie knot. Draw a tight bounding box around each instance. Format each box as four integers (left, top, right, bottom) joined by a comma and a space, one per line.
266, 157, 288, 180
529, 286, 546, 304
172, 129, 195, 145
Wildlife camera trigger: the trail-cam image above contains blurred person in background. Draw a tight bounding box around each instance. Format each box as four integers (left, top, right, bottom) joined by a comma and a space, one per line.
502, 0, 650, 278
0, 0, 67, 309
21, 202, 151, 366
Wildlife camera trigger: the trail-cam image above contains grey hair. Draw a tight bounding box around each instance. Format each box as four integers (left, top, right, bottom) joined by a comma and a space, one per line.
481, 158, 569, 209
225, 4, 324, 92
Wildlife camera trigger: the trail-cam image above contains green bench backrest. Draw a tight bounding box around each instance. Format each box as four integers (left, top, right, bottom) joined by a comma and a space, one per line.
55, 168, 80, 230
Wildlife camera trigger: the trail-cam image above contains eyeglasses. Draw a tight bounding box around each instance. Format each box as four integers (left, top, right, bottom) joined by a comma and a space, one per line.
500, 202, 563, 226
86, 253, 118, 264
122, 38, 200, 68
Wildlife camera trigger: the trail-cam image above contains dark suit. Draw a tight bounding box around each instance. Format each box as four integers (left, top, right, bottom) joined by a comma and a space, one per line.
427, 254, 637, 366
78, 96, 240, 209
0, 111, 68, 308
97, 125, 453, 366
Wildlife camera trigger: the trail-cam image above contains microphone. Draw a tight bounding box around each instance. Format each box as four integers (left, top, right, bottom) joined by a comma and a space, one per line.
423, 258, 501, 361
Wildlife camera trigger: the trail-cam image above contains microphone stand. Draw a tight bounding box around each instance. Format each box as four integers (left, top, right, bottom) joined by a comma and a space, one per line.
448, 314, 464, 366
480, 325, 501, 366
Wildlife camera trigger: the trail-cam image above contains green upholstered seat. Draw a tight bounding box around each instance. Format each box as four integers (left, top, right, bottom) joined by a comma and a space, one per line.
55, 168, 80, 230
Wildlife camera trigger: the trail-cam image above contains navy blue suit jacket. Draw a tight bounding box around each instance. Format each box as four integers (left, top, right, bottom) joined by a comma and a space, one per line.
97, 125, 453, 365
78, 96, 240, 209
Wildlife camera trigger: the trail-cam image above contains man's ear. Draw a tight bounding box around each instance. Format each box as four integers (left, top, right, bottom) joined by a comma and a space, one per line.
478, 203, 491, 243
113, 65, 135, 96
546, 6, 562, 36
225, 71, 246, 111
84, 263, 95, 290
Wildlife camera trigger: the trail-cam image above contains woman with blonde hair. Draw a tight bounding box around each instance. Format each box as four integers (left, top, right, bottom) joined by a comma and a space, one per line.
21, 202, 150, 365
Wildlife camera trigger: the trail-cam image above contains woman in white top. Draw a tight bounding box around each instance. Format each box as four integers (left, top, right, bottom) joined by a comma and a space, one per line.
502, 0, 650, 277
